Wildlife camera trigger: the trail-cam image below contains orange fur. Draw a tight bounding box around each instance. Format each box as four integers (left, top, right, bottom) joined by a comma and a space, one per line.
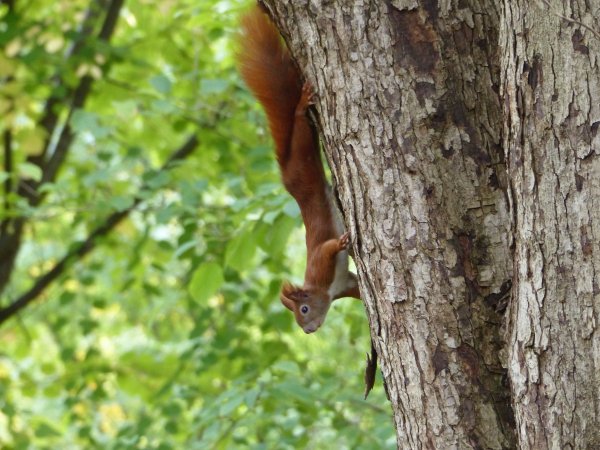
237, 7, 360, 333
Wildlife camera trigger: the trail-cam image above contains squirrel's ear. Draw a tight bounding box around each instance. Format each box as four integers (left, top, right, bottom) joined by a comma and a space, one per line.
280, 281, 305, 310
280, 294, 295, 311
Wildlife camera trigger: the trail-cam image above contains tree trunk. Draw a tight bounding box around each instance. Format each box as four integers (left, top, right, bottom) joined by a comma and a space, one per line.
501, 1, 600, 448
266, 1, 514, 447
265, 0, 599, 448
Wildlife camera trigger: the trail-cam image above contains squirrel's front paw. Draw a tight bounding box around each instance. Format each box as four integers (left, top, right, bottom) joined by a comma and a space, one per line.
296, 82, 315, 114
338, 232, 350, 250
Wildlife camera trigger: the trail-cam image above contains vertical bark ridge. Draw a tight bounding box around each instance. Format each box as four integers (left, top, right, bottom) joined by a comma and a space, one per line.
502, 0, 600, 448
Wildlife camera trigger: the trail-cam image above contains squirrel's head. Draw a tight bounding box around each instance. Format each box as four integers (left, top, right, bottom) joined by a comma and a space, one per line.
280, 282, 332, 334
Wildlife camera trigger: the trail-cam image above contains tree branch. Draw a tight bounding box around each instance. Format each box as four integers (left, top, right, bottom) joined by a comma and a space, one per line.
41, 77, 93, 186
31, 0, 125, 194
34, 0, 111, 167
1, 129, 13, 237
0, 127, 21, 294
0, 134, 199, 326
98, 0, 124, 41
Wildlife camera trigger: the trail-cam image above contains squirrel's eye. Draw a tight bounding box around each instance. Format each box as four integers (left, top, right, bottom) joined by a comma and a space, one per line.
300, 305, 309, 315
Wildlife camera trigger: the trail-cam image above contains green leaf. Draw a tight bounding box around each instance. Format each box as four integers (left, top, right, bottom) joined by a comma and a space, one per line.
188, 262, 224, 303
219, 394, 243, 417
200, 79, 228, 94
18, 162, 42, 182
244, 387, 261, 408
274, 380, 313, 403
224, 230, 256, 272
112, 99, 138, 120
258, 214, 297, 256
143, 170, 171, 189
118, 372, 152, 399
151, 99, 177, 114
282, 199, 300, 218
262, 211, 279, 225
21, 128, 46, 155
70, 110, 110, 138
174, 240, 197, 259
150, 74, 172, 94
108, 195, 134, 211
34, 420, 62, 438
71, 110, 95, 131
59, 291, 76, 305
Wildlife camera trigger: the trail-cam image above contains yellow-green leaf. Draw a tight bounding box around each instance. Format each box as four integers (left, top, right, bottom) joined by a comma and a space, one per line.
18, 162, 42, 182
20, 128, 47, 156
188, 262, 224, 304
225, 230, 256, 272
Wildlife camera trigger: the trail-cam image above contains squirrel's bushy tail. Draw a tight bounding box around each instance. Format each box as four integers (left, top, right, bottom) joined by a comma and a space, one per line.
237, 7, 302, 165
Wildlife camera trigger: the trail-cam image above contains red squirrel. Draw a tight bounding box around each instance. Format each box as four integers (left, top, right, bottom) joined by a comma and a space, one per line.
237, 7, 360, 334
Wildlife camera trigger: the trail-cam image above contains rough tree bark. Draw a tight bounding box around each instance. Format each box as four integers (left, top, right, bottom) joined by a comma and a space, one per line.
265, 0, 600, 448
265, 0, 514, 448
502, 1, 600, 448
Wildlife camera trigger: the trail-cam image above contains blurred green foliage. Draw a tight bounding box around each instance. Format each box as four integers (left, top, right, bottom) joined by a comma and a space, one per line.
0, 0, 394, 448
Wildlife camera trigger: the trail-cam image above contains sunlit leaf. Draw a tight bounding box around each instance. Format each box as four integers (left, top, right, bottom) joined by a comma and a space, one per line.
0, 53, 15, 76
188, 262, 224, 303
18, 162, 42, 182
225, 229, 256, 272
108, 195, 134, 211
34, 420, 62, 438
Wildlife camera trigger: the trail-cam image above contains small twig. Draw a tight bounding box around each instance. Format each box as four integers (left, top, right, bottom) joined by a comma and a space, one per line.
41, 78, 93, 185
1, 129, 13, 237
541, 0, 600, 40
0, 134, 199, 326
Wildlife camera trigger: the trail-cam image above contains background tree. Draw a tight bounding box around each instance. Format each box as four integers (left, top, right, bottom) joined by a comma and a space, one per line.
0, 0, 393, 447
264, 0, 599, 448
